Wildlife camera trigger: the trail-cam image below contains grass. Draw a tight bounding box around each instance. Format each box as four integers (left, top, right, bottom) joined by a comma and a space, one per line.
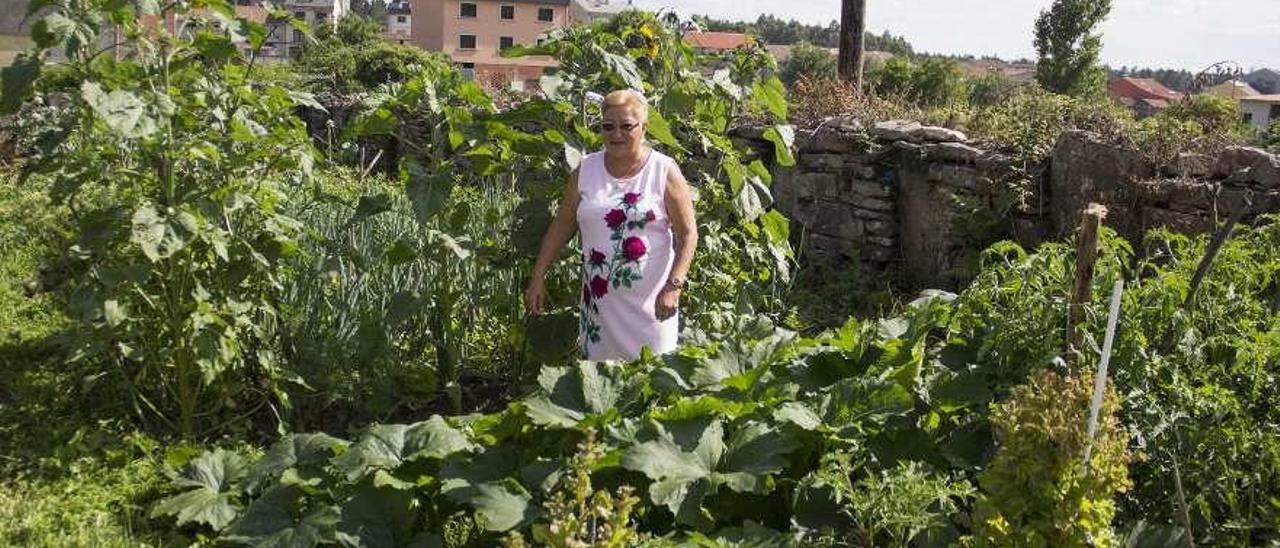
0, 179, 176, 547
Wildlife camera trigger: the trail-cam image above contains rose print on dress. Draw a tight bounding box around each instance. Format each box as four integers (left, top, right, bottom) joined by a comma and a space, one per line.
580, 192, 657, 350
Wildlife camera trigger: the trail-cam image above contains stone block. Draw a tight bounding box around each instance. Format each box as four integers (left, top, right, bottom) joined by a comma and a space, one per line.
927, 163, 979, 190
924, 142, 983, 164
1143, 207, 1213, 234
812, 202, 865, 241
854, 165, 877, 180
862, 244, 897, 263
1163, 152, 1214, 178
852, 207, 896, 222
855, 196, 895, 212
866, 235, 898, 248
787, 172, 837, 200
1213, 146, 1280, 189
802, 126, 873, 154
801, 153, 857, 172
871, 119, 923, 141
865, 219, 897, 237
850, 179, 894, 199
917, 125, 968, 143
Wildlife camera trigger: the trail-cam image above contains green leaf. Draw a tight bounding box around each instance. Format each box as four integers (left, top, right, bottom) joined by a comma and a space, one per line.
646, 109, 684, 152
469, 483, 533, 532
524, 362, 629, 428
403, 161, 452, 225
351, 193, 393, 224
752, 76, 788, 120
762, 125, 796, 167
525, 312, 579, 364
717, 422, 797, 493
772, 402, 821, 430
0, 53, 40, 115
82, 81, 157, 138
130, 205, 184, 262
335, 418, 473, 481
246, 433, 347, 492
150, 486, 242, 531
224, 485, 341, 547
759, 210, 790, 246
596, 46, 645, 91
137, 0, 161, 15
151, 449, 249, 531
338, 485, 417, 548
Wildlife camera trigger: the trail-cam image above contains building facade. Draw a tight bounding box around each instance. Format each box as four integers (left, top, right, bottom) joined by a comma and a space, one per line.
386, 0, 412, 45
1240, 95, 1280, 131
410, 0, 568, 88
568, 0, 631, 24
261, 0, 352, 59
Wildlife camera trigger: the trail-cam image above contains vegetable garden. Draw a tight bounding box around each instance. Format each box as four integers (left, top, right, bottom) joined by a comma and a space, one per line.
1, 1, 1278, 546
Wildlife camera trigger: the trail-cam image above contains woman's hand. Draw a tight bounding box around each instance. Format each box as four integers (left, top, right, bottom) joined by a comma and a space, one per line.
525, 277, 547, 316
655, 285, 680, 321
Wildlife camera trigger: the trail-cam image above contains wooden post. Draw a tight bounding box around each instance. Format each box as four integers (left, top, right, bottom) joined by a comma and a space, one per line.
1066, 203, 1107, 367
838, 0, 866, 90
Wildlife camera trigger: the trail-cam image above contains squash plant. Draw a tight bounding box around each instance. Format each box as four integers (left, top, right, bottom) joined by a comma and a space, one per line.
6, 0, 315, 437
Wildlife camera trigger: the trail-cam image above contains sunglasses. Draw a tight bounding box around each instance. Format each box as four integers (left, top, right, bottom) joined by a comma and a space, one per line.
599, 122, 642, 133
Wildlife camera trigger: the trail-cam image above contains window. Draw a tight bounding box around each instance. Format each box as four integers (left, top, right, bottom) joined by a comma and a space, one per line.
293, 11, 305, 20
500, 4, 514, 19
459, 34, 476, 49
1243, 112, 1254, 124
396, 15, 406, 23
459, 2, 476, 17
536, 38, 545, 46
292, 29, 303, 43
460, 62, 475, 80
499, 36, 514, 50
537, 7, 553, 22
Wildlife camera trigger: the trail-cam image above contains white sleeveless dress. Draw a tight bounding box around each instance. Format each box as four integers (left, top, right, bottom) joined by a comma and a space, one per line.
575, 148, 679, 361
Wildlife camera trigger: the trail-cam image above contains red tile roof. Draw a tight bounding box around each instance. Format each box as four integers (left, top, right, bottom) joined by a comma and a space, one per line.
683, 31, 750, 51
1110, 77, 1180, 101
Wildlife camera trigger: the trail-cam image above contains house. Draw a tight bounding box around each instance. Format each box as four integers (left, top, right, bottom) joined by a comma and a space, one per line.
1202, 79, 1260, 100
1240, 95, 1280, 131
262, 0, 351, 59
683, 31, 750, 54
1243, 68, 1280, 95
386, 0, 412, 45
410, 0, 569, 88
568, 0, 632, 24
1108, 77, 1181, 118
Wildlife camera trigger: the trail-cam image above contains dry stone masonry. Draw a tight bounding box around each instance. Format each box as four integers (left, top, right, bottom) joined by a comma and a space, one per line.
739, 119, 1280, 289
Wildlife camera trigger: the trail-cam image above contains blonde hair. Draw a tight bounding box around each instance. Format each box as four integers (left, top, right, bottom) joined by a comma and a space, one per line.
601, 89, 649, 122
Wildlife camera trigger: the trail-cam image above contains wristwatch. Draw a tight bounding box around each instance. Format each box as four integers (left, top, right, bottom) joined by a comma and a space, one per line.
667, 276, 686, 290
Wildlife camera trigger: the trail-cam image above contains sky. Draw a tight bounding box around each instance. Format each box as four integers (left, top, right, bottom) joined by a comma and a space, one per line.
631, 0, 1280, 72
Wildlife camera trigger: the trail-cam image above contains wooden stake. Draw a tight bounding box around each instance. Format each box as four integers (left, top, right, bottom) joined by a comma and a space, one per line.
1067, 204, 1108, 367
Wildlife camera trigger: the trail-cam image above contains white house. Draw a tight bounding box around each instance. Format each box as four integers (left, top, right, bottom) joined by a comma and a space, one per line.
568, 0, 632, 24
260, 0, 352, 59
1240, 94, 1280, 131
385, 0, 411, 45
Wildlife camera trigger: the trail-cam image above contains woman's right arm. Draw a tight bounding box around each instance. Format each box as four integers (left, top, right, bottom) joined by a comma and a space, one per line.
525, 169, 581, 315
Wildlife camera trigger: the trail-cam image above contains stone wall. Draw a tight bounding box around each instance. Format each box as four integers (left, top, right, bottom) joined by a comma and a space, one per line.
744, 120, 1280, 289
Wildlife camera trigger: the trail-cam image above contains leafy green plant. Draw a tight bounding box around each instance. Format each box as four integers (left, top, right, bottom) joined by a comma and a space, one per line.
968, 369, 1130, 547
7, 0, 318, 437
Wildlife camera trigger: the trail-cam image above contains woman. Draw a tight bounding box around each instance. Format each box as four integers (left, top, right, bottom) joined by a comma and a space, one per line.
524, 89, 698, 361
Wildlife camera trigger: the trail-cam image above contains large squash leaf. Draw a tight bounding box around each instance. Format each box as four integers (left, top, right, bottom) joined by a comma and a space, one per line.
334, 417, 474, 481
150, 449, 250, 531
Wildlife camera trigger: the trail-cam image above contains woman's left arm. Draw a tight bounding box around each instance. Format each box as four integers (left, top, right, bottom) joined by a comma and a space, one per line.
656, 160, 698, 320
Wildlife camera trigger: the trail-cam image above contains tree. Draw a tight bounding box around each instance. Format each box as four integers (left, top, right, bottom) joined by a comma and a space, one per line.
838, 0, 866, 89
1032, 0, 1112, 97
780, 42, 837, 86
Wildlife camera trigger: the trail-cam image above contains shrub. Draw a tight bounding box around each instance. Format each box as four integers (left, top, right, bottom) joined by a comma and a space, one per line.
298, 16, 451, 93
1260, 119, 1280, 152
967, 85, 1133, 163
779, 42, 836, 86
968, 369, 1130, 547
867, 57, 969, 109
